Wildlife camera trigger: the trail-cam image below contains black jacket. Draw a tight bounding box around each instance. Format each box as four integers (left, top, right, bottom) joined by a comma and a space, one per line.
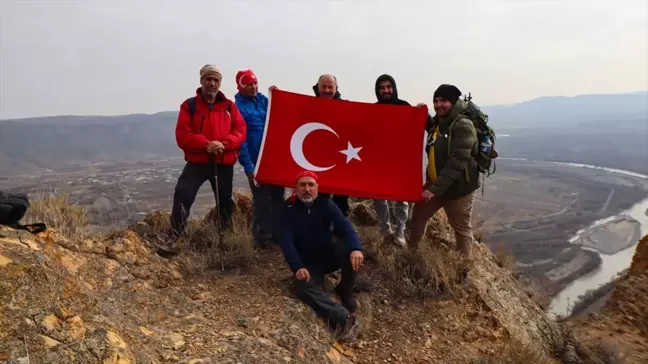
375, 74, 435, 138
278, 195, 362, 273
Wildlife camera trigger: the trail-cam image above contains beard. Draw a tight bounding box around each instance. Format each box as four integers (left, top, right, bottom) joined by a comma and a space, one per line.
298, 195, 314, 204
204, 88, 219, 97
434, 108, 450, 117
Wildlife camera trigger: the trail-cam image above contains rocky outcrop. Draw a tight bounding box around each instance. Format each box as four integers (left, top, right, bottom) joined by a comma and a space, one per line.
602, 234, 648, 334
0, 224, 355, 363
624, 234, 648, 277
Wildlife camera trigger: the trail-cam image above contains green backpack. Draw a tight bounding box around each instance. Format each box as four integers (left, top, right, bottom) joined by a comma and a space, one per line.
446, 93, 498, 196
451, 93, 498, 177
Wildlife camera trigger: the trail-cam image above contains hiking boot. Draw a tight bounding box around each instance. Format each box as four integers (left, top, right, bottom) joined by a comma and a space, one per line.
461, 269, 471, 288
335, 287, 358, 312
156, 237, 183, 257
381, 227, 394, 242
255, 238, 274, 249
354, 277, 376, 293
337, 312, 361, 342
454, 266, 471, 288
393, 231, 407, 247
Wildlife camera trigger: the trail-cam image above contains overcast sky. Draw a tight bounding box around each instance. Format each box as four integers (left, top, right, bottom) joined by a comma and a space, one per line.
0, 0, 646, 119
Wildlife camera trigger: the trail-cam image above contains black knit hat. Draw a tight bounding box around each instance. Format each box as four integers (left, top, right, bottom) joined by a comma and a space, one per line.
433, 84, 462, 104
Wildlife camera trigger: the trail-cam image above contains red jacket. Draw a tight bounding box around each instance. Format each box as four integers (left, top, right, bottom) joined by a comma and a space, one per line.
175, 88, 247, 165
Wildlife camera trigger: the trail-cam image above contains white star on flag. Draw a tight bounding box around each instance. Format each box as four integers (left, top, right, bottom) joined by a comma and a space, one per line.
339, 141, 363, 164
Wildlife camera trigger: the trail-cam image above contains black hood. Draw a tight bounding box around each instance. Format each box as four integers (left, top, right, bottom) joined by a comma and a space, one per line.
312, 84, 342, 99
375, 74, 409, 105
375, 74, 398, 101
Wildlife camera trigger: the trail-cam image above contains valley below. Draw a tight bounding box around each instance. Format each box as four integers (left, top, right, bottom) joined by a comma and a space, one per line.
474, 159, 648, 309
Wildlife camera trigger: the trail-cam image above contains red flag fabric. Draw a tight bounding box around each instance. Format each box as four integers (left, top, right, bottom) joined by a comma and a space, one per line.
254, 89, 428, 201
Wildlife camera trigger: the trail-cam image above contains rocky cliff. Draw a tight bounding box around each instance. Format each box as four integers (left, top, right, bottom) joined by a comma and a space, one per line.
568, 234, 648, 363
0, 195, 627, 363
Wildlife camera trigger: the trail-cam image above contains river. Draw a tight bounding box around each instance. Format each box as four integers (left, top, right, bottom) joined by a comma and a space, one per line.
542, 162, 648, 318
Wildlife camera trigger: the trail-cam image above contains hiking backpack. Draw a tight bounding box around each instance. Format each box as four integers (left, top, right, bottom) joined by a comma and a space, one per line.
451, 93, 498, 177
0, 191, 47, 234
186, 97, 231, 124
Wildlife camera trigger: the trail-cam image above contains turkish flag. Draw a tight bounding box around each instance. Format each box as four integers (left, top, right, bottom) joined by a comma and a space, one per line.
254, 89, 428, 201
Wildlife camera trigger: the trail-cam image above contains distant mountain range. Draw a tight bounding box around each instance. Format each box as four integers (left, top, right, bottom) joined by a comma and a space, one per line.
1, 91, 646, 175
483, 91, 647, 130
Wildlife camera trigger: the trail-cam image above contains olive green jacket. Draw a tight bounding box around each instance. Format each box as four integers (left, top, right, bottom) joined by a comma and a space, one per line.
426, 100, 480, 199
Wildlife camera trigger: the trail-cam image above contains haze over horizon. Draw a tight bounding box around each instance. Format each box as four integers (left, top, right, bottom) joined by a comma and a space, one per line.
1, 0, 646, 119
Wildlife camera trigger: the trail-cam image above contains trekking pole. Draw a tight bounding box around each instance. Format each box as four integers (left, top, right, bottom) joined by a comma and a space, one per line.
210, 155, 226, 271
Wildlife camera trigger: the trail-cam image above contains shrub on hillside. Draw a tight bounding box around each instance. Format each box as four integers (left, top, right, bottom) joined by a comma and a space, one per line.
171, 217, 255, 275
24, 192, 89, 240
140, 191, 255, 275
359, 226, 466, 299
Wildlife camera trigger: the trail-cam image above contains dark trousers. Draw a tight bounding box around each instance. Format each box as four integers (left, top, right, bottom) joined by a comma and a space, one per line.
319, 193, 350, 217
170, 162, 234, 236
250, 183, 285, 241
293, 242, 357, 326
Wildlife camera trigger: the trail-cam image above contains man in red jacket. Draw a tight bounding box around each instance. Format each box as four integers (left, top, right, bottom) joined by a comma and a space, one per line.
169, 64, 247, 237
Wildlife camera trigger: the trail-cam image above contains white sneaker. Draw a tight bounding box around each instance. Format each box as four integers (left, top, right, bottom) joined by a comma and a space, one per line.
381, 227, 394, 238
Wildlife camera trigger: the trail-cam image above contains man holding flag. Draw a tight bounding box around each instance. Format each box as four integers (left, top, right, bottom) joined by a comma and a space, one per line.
409, 84, 479, 283
235, 69, 284, 246
309, 74, 350, 217
372, 74, 423, 246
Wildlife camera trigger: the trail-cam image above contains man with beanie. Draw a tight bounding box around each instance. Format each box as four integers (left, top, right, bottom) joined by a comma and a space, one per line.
409, 84, 479, 282
235, 69, 284, 246
169, 64, 247, 239
278, 170, 364, 341
372, 74, 418, 246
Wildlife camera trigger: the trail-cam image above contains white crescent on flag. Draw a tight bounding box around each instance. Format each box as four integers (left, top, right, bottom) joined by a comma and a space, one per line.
289, 122, 363, 172
290, 122, 338, 172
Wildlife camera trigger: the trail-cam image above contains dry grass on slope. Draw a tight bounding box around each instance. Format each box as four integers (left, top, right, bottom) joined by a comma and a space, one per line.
136, 191, 255, 276
23, 191, 90, 240
472, 341, 550, 364
360, 225, 467, 300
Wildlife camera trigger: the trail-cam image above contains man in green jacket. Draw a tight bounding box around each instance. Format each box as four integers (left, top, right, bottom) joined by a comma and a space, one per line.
409, 84, 479, 272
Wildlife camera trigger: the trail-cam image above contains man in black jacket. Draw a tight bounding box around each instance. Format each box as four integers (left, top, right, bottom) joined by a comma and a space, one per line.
311, 74, 350, 217
278, 170, 364, 341
372, 74, 414, 246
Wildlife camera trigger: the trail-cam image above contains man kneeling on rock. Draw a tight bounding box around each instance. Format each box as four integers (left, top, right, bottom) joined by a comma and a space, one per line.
278, 171, 364, 340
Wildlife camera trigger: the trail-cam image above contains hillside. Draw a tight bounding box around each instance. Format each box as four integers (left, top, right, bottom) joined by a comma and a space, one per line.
0, 192, 636, 363
0, 112, 178, 174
